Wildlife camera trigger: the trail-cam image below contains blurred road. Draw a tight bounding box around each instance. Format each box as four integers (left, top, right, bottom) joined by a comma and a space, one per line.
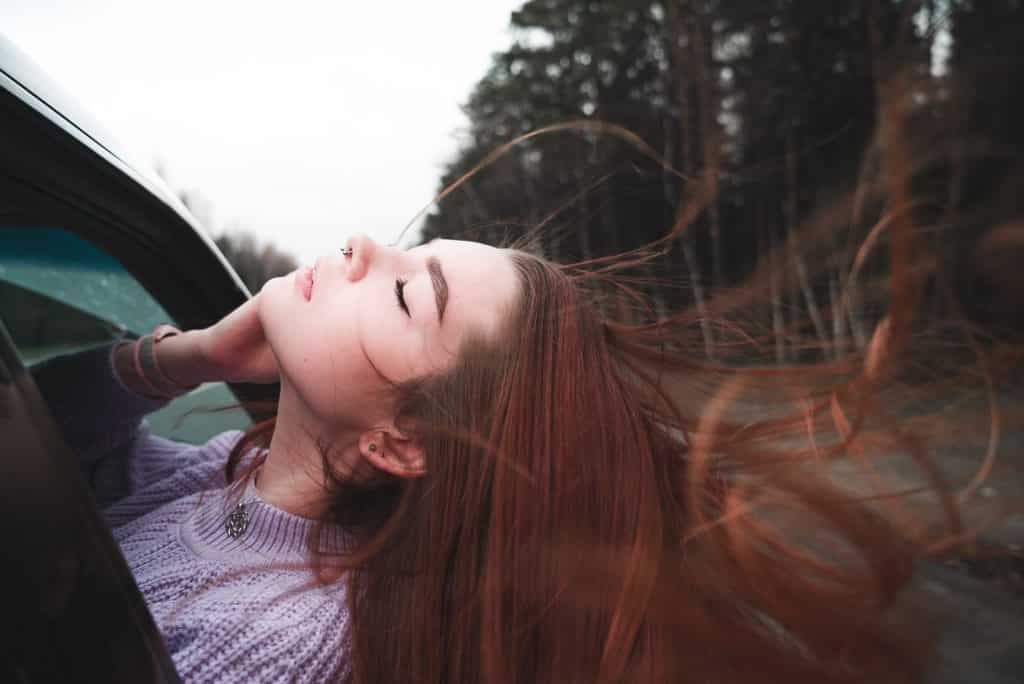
682, 377, 1024, 681
922, 561, 1024, 683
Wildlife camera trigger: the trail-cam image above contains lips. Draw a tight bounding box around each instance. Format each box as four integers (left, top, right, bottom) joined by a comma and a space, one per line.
297, 266, 314, 301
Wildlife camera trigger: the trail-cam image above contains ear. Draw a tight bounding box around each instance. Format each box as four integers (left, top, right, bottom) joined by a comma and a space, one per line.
359, 428, 426, 479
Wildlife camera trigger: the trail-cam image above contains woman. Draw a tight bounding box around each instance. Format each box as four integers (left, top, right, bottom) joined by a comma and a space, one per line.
36, 234, 519, 682
35, 223, 996, 683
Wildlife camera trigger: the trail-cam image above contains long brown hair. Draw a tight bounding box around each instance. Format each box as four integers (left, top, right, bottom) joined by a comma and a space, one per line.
223, 81, 1022, 682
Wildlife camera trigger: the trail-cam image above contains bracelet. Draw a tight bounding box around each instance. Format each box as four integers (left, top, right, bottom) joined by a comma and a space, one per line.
132, 324, 200, 399
131, 335, 163, 398
151, 324, 199, 390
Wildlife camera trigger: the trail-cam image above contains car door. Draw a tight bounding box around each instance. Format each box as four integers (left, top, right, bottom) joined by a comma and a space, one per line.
0, 310, 183, 683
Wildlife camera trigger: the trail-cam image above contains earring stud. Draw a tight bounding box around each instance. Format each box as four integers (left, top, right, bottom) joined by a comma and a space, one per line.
341, 247, 353, 257
368, 442, 377, 452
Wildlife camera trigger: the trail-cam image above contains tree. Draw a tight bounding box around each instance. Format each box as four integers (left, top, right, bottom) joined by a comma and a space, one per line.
176, 187, 298, 293
213, 230, 298, 295
424, 0, 1018, 357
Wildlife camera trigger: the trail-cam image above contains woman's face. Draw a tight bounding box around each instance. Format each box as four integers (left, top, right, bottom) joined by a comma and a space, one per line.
258, 234, 519, 427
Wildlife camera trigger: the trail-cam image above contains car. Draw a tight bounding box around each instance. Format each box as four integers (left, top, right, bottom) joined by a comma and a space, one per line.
0, 33, 276, 683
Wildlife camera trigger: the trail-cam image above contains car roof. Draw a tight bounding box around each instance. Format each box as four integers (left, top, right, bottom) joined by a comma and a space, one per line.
0, 32, 235, 275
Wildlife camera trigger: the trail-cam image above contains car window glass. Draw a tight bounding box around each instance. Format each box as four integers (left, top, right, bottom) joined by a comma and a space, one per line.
0, 226, 171, 361
0, 225, 250, 443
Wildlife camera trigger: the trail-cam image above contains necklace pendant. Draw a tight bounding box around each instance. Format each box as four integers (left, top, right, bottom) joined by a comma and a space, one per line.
225, 502, 250, 539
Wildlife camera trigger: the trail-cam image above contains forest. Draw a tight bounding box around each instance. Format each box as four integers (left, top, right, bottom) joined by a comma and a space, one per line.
420, 0, 1023, 363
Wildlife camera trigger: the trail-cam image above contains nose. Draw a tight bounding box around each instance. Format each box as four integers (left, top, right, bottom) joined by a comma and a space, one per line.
341, 233, 373, 282
344, 232, 402, 282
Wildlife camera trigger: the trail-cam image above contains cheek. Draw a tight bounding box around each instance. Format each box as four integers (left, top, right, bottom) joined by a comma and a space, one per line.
355, 312, 435, 384
293, 318, 391, 419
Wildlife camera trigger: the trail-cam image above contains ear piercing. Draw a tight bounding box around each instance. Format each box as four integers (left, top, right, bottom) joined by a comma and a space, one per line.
368, 442, 378, 453
341, 247, 353, 257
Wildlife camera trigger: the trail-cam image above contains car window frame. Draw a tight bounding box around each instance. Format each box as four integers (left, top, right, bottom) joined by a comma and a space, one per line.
0, 50, 277, 415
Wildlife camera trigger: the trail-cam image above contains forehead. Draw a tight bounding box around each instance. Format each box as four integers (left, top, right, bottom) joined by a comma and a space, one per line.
414, 238, 518, 336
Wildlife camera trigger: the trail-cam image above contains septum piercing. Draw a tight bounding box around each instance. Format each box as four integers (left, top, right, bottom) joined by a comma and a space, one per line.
341, 247, 353, 257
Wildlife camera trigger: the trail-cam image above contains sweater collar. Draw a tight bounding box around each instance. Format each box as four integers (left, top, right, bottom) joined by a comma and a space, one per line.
180, 475, 352, 564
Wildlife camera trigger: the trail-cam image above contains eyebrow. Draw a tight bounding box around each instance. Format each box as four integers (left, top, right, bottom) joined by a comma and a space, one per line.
427, 256, 448, 325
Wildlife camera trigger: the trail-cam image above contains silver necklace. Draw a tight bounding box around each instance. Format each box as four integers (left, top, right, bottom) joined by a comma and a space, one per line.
225, 467, 265, 540
225, 501, 252, 539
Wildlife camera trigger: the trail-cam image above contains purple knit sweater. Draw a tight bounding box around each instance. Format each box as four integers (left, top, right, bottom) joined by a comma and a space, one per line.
32, 344, 350, 683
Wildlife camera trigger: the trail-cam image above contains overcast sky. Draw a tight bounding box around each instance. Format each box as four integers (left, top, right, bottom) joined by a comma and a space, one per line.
2, 0, 523, 266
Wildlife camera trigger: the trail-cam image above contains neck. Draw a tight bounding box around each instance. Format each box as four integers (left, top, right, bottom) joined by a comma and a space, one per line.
257, 383, 363, 518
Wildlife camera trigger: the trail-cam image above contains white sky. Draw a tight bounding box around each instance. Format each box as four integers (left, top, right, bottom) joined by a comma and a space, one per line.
2, 0, 524, 265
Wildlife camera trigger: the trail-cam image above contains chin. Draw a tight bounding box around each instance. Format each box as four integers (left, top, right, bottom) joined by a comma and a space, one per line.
257, 277, 293, 343
259, 271, 291, 295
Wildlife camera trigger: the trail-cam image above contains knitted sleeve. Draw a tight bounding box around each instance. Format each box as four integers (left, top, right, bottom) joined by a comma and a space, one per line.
30, 341, 243, 510
31, 341, 167, 456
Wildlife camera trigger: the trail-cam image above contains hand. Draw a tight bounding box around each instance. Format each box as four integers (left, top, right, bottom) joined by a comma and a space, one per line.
197, 293, 279, 384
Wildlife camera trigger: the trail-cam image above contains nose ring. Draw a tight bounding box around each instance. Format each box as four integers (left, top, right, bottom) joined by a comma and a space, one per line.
340, 247, 353, 257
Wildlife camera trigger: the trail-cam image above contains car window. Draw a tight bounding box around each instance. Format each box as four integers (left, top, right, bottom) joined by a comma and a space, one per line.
0, 225, 250, 443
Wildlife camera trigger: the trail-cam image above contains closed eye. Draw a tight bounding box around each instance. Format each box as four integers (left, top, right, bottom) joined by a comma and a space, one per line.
395, 278, 410, 316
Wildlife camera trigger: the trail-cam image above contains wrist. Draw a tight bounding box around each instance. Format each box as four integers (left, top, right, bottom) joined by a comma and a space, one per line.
155, 327, 215, 388
190, 326, 224, 380
138, 327, 202, 398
